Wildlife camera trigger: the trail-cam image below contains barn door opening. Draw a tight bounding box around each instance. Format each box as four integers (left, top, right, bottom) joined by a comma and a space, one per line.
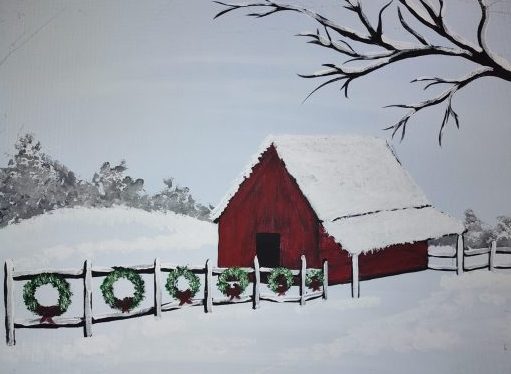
256, 233, 281, 268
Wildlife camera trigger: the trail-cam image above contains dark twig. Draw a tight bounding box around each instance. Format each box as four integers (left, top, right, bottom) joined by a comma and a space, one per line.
385, 67, 494, 144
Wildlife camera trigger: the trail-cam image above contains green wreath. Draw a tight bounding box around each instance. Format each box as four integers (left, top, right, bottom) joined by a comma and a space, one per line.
268, 267, 294, 296
217, 267, 250, 300
305, 269, 324, 291
165, 266, 201, 306
100, 267, 145, 313
23, 273, 73, 323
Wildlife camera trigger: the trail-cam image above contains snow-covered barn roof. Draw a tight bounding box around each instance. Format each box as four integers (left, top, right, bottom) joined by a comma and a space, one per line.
323, 207, 463, 254
211, 135, 464, 253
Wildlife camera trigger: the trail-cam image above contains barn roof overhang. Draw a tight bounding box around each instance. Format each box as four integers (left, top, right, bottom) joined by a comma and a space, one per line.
323, 206, 465, 255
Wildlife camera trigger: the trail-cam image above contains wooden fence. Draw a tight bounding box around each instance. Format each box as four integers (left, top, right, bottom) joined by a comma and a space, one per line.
4, 255, 327, 346
428, 238, 511, 274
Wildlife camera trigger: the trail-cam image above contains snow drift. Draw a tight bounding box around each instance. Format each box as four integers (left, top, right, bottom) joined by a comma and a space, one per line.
0, 206, 218, 269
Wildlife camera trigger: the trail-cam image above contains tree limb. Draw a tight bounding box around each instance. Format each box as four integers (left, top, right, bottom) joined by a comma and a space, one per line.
214, 0, 511, 143
384, 67, 495, 144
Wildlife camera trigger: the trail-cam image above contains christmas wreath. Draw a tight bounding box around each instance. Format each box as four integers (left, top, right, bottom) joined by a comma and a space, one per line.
217, 267, 250, 300
165, 266, 201, 306
23, 273, 73, 324
268, 267, 294, 296
100, 267, 145, 313
305, 269, 324, 291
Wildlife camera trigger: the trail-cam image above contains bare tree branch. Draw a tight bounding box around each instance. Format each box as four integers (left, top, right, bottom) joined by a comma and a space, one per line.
297, 29, 360, 58
384, 67, 494, 144
397, 7, 429, 45
214, 0, 511, 144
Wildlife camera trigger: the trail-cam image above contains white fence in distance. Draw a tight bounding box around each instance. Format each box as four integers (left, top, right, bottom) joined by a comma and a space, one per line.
4, 255, 328, 346
428, 238, 511, 273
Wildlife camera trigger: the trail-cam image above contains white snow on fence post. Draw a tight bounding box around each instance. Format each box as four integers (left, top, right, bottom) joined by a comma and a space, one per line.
253, 256, 260, 309
322, 260, 328, 300
83, 260, 92, 338
83, 259, 93, 338
352, 254, 359, 298
205, 259, 213, 313
489, 240, 497, 272
153, 258, 162, 318
300, 255, 306, 306
4, 259, 15, 346
457, 234, 464, 276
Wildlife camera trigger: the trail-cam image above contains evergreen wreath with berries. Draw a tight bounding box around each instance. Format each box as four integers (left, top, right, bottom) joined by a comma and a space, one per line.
268, 267, 294, 296
216, 267, 250, 300
165, 266, 201, 306
23, 273, 73, 324
100, 267, 145, 313
305, 269, 324, 291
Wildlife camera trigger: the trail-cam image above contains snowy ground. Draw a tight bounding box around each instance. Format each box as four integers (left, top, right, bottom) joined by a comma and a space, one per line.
1, 207, 511, 373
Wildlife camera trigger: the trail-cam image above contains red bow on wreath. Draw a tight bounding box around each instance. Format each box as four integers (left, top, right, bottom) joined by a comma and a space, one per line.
36, 305, 61, 324
308, 278, 322, 292
115, 297, 134, 313
276, 275, 290, 296
176, 289, 193, 306
226, 284, 242, 300
276, 284, 289, 296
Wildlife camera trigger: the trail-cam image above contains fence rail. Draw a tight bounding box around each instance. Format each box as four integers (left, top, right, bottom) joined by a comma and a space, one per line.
428, 238, 511, 273
4, 255, 328, 346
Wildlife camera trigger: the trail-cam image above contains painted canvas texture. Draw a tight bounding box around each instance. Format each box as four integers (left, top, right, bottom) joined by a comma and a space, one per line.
1, 1, 511, 373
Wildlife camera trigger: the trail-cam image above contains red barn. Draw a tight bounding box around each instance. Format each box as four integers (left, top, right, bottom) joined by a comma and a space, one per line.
211, 135, 463, 285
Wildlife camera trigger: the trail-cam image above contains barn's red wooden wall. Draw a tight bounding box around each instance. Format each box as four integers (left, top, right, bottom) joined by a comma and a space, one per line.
217, 144, 429, 284
217, 145, 321, 269
317, 229, 428, 284
359, 241, 428, 280
318, 226, 352, 284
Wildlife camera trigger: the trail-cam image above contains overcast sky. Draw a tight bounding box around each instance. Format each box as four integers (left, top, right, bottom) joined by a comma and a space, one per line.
1, 0, 510, 223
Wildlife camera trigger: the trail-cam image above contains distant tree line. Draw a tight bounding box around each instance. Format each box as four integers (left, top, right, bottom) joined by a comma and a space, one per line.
0, 134, 212, 227
463, 209, 511, 248
431, 209, 511, 248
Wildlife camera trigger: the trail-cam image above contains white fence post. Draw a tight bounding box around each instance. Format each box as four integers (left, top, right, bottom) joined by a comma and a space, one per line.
457, 234, 464, 276
4, 260, 15, 346
154, 258, 162, 317
489, 240, 497, 272
352, 254, 359, 298
205, 259, 213, 313
322, 260, 328, 300
253, 256, 260, 309
83, 259, 93, 337
300, 255, 306, 306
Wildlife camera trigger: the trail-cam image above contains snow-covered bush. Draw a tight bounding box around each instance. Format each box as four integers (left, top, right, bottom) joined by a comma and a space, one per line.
494, 215, 511, 247
463, 209, 494, 249
0, 134, 92, 225
92, 161, 148, 208
150, 178, 212, 221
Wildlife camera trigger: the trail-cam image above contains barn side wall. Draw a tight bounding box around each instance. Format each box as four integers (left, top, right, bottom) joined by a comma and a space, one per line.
318, 228, 428, 284
217, 145, 321, 269
319, 226, 352, 284
359, 241, 429, 280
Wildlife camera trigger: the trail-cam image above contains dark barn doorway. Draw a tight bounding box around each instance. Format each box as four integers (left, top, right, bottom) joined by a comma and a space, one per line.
256, 233, 281, 267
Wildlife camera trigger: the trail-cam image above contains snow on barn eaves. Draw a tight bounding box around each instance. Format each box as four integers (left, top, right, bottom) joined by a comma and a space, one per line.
211, 135, 464, 254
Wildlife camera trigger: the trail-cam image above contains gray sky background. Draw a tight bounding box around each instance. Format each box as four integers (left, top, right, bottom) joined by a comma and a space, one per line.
1, 0, 510, 223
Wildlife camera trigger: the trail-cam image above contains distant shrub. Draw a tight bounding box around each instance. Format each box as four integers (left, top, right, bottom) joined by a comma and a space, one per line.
0, 134, 211, 227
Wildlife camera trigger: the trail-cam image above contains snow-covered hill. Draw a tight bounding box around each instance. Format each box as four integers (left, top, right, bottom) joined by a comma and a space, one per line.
1, 208, 511, 373
0, 206, 218, 269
